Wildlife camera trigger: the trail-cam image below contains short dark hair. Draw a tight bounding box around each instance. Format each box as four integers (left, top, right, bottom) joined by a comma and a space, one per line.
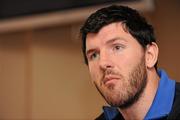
80, 5, 157, 69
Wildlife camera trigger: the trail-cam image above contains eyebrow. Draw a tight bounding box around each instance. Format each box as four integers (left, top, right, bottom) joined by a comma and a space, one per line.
106, 37, 127, 45
86, 37, 127, 56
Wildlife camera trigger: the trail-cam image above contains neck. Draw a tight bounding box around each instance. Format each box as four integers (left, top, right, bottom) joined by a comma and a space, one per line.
119, 69, 160, 120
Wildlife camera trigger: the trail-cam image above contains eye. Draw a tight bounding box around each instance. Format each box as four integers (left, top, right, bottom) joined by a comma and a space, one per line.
115, 45, 121, 50
113, 44, 124, 51
88, 52, 100, 61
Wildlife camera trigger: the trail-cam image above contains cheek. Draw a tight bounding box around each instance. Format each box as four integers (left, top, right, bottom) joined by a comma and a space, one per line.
114, 53, 140, 74
88, 64, 100, 82
113, 54, 130, 69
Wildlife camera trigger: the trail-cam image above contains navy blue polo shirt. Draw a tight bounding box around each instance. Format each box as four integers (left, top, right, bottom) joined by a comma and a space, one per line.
102, 69, 176, 120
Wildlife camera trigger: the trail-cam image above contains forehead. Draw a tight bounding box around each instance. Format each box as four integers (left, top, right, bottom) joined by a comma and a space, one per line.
86, 22, 140, 48
86, 22, 125, 41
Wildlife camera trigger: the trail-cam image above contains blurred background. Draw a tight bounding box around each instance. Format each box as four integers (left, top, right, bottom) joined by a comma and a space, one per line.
0, 0, 179, 119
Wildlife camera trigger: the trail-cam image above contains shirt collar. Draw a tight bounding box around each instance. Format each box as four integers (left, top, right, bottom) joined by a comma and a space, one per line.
144, 69, 175, 119
103, 106, 120, 120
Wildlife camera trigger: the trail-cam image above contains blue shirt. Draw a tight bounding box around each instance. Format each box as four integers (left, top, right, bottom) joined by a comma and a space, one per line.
102, 69, 176, 120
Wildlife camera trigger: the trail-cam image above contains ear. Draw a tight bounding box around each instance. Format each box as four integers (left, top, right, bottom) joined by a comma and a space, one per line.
145, 42, 159, 69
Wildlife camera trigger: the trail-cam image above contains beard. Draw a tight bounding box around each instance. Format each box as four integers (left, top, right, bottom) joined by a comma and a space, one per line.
94, 57, 147, 109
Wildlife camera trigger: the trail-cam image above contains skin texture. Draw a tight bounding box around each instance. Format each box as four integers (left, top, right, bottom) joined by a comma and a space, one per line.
86, 22, 160, 119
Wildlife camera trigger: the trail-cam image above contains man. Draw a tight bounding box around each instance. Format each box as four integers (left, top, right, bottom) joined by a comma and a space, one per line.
80, 5, 180, 120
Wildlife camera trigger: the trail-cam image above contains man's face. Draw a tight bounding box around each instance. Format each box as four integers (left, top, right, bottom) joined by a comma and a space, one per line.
86, 22, 147, 108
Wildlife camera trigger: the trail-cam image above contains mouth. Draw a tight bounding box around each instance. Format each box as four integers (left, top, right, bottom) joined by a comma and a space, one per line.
103, 75, 119, 86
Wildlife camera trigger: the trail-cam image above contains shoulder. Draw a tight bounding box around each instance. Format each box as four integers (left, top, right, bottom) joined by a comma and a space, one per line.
175, 82, 180, 93
95, 111, 124, 120
95, 113, 105, 120
168, 82, 180, 119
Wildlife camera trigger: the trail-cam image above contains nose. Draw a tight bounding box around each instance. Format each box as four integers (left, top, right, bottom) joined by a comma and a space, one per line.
99, 52, 113, 70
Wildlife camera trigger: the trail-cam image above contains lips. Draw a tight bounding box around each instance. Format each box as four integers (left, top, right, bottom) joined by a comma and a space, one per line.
103, 75, 119, 85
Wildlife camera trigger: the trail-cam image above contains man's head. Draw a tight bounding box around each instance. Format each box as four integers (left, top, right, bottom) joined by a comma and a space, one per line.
80, 5, 158, 109
80, 5, 157, 68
